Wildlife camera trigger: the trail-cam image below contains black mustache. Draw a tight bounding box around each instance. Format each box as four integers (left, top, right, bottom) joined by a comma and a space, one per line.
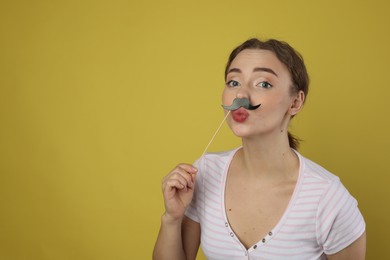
222, 98, 261, 111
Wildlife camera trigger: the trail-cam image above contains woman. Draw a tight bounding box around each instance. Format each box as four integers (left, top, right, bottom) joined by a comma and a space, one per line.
153, 38, 366, 259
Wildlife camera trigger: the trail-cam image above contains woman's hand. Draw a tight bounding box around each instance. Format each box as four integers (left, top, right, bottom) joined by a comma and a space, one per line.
162, 164, 198, 222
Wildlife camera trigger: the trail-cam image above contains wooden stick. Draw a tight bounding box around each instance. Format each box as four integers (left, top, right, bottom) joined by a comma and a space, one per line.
201, 111, 231, 157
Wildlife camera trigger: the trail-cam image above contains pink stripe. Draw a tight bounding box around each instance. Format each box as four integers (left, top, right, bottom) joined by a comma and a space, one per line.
203, 224, 230, 237
273, 237, 315, 242
290, 208, 317, 213
302, 181, 329, 185
319, 186, 348, 240
204, 187, 220, 201
297, 194, 323, 199
283, 223, 314, 228
300, 187, 327, 192
205, 171, 221, 186
205, 200, 222, 212
202, 208, 223, 221
267, 242, 312, 249
279, 229, 316, 234
255, 247, 319, 257
326, 209, 364, 246
287, 215, 316, 220
324, 215, 364, 253
296, 201, 319, 205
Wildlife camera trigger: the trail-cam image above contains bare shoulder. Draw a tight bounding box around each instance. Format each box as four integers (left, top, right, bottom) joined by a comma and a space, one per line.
182, 216, 201, 260
326, 232, 366, 260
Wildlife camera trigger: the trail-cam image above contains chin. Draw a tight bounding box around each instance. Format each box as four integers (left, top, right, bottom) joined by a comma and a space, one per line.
230, 125, 255, 138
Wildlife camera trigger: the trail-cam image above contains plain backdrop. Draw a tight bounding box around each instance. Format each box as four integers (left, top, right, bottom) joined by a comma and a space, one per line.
0, 0, 389, 259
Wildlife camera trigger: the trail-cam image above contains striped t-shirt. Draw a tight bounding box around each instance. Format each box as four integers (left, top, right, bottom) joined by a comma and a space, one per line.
185, 147, 365, 260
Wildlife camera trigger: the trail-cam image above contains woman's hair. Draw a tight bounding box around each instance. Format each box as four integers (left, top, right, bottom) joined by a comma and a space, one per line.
225, 38, 309, 150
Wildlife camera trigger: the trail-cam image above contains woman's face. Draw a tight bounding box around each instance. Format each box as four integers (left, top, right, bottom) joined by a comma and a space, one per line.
222, 49, 303, 139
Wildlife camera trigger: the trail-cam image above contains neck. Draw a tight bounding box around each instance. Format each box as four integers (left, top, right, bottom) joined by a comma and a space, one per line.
238, 134, 299, 180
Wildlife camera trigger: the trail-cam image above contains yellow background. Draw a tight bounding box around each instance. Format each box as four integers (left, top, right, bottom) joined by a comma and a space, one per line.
0, 0, 389, 259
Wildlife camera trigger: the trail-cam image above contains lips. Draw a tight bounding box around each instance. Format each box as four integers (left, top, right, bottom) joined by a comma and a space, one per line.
231, 108, 249, 123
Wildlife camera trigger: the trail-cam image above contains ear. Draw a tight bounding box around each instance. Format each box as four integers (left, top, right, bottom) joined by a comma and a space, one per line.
289, 90, 305, 116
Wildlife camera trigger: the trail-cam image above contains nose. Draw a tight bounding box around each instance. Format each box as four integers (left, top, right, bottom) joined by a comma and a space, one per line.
236, 87, 251, 100
236, 87, 250, 99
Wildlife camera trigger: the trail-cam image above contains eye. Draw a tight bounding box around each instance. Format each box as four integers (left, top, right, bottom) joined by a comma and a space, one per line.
226, 80, 240, 87
257, 81, 273, 88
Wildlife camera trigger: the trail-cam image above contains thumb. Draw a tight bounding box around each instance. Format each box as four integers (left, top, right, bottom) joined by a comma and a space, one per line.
190, 168, 198, 186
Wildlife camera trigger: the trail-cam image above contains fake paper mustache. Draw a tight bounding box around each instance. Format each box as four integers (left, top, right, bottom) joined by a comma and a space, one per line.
222, 98, 261, 111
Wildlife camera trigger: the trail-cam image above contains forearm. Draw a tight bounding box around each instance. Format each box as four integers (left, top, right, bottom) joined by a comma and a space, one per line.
153, 214, 186, 260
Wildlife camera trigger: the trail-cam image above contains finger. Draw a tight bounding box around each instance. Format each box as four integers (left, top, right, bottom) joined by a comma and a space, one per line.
176, 163, 198, 175
165, 171, 192, 190
162, 163, 198, 193
166, 166, 196, 187
176, 164, 198, 187
164, 179, 188, 195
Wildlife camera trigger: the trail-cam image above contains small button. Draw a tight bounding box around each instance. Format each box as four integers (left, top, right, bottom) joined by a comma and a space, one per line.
262, 238, 266, 243
268, 231, 273, 236
230, 232, 234, 237
245, 251, 248, 256
225, 222, 229, 227
253, 245, 257, 249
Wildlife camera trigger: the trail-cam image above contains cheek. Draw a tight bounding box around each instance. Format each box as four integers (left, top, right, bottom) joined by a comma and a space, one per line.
259, 94, 291, 115
222, 90, 235, 105
259, 94, 282, 106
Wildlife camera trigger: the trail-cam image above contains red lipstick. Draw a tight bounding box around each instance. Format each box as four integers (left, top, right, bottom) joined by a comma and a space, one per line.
231, 108, 249, 123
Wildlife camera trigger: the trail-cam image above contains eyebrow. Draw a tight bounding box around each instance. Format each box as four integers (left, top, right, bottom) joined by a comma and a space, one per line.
228, 67, 278, 77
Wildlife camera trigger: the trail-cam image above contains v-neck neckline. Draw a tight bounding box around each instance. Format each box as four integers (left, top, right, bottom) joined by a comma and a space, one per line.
220, 147, 304, 251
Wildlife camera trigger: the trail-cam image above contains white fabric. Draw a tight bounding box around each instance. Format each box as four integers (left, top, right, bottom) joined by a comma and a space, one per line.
185, 147, 365, 260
